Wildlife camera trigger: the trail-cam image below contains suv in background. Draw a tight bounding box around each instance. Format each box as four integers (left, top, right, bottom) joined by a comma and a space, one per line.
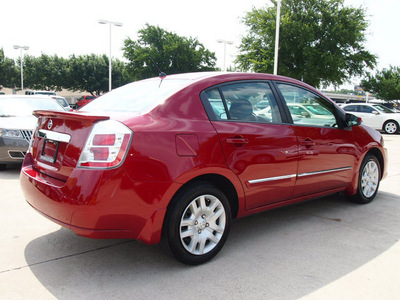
76, 95, 97, 108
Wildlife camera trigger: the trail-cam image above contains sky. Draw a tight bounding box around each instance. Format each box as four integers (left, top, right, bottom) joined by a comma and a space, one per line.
1, 0, 399, 88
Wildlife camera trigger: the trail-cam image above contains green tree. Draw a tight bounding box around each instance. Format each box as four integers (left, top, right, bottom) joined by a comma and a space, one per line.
236, 0, 376, 88
65, 54, 128, 95
123, 24, 217, 81
23, 54, 68, 91
361, 66, 400, 100
0, 48, 18, 90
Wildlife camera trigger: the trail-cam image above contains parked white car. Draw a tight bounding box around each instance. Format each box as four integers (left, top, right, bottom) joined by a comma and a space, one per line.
341, 103, 400, 134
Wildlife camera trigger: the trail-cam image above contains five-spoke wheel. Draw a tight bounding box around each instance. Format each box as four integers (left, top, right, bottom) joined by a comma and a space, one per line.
383, 121, 399, 134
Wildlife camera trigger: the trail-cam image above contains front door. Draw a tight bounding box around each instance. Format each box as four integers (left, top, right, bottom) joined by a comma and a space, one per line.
275, 83, 357, 197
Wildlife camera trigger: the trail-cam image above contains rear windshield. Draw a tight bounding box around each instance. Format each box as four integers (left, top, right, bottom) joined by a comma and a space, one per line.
0, 97, 65, 117
81, 78, 193, 113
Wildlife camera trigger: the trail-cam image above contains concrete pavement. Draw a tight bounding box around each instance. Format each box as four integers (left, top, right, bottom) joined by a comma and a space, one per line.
301, 133, 400, 300
0, 134, 399, 299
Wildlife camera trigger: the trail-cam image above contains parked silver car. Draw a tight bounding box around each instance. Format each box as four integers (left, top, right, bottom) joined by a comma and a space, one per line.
0, 95, 67, 169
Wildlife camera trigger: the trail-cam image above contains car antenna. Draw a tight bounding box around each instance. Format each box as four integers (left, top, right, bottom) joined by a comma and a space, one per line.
149, 55, 167, 87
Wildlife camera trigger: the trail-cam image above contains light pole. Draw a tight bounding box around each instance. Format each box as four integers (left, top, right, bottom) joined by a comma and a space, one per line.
273, 0, 281, 75
217, 39, 234, 72
13, 45, 29, 92
98, 19, 123, 91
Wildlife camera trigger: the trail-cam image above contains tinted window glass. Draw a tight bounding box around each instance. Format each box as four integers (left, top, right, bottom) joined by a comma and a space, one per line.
205, 89, 227, 120
373, 104, 394, 113
343, 105, 358, 112
359, 105, 375, 113
204, 82, 282, 123
276, 83, 337, 127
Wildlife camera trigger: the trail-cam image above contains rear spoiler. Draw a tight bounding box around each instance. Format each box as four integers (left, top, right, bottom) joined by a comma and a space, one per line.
33, 110, 110, 122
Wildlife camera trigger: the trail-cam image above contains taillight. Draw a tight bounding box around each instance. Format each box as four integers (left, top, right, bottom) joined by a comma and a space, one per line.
78, 120, 132, 169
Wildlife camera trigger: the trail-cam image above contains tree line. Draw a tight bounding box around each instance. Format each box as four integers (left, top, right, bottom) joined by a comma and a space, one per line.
1, 0, 399, 100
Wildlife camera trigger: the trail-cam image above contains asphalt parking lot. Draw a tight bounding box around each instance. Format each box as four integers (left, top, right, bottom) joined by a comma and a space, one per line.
1, 134, 400, 300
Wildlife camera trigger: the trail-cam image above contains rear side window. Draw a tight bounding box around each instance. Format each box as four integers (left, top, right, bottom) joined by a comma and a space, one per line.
276, 83, 337, 127
343, 105, 358, 112
203, 82, 282, 123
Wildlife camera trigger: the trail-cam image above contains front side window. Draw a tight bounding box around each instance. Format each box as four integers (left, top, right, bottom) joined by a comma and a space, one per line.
203, 82, 282, 123
373, 104, 394, 113
276, 83, 337, 127
359, 105, 376, 113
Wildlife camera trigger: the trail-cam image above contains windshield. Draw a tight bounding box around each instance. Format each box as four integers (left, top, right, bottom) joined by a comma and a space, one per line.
373, 104, 395, 113
0, 97, 65, 117
81, 78, 193, 113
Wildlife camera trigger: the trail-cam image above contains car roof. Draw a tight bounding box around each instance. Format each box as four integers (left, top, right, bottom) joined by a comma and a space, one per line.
156, 72, 320, 95
161, 71, 304, 83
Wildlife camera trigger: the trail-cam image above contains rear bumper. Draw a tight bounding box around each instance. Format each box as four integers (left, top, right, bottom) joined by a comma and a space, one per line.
20, 154, 176, 243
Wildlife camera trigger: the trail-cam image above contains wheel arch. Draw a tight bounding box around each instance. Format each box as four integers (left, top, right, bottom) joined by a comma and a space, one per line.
345, 146, 386, 196
366, 147, 385, 179
166, 174, 240, 219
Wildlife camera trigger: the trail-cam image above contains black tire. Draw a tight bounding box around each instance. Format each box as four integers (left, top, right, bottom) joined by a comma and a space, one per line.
383, 120, 398, 134
350, 154, 381, 204
161, 182, 231, 265
0, 164, 6, 171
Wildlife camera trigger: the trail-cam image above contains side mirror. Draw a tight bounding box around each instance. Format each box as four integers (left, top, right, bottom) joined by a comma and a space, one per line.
301, 112, 310, 118
372, 110, 379, 115
346, 113, 362, 127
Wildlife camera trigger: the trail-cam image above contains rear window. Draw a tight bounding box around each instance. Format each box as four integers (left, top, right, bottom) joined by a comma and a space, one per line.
81, 78, 193, 113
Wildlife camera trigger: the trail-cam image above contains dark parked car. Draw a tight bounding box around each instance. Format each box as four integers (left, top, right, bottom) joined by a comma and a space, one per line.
0, 95, 68, 169
20, 72, 387, 264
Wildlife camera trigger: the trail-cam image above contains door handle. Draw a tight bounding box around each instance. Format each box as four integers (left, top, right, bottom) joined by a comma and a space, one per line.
300, 139, 315, 147
226, 137, 249, 145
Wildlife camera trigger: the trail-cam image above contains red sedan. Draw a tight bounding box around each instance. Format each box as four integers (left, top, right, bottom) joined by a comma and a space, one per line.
75, 95, 97, 108
20, 72, 387, 265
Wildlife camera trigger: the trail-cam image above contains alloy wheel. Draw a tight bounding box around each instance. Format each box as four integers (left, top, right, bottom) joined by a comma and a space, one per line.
384, 121, 398, 134
361, 160, 379, 198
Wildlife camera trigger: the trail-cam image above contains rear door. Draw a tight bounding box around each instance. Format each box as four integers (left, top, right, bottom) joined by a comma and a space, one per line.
201, 81, 299, 210
274, 83, 356, 197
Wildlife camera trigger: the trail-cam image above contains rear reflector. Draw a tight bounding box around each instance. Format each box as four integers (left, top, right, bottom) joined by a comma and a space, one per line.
78, 120, 132, 169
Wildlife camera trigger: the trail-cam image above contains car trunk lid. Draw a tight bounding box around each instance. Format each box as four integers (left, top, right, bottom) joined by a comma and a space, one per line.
30, 110, 110, 181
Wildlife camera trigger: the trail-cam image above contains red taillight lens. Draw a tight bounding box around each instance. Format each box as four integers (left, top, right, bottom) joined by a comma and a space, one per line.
93, 134, 116, 146
78, 120, 132, 169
